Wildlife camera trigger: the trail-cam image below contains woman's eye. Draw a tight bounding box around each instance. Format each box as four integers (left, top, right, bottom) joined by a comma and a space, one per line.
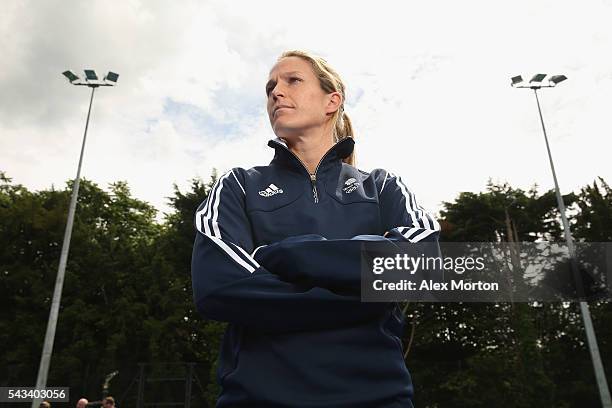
265, 78, 300, 96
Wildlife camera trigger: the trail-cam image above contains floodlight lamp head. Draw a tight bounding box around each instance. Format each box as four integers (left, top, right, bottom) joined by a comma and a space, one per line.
62, 70, 80, 83
104, 71, 119, 84
529, 73, 547, 83
549, 74, 567, 85
84, 70, 99, 81
511, 75, 523, 87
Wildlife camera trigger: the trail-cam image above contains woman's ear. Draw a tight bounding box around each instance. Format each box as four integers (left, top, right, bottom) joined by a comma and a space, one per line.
325, 91, 343, 115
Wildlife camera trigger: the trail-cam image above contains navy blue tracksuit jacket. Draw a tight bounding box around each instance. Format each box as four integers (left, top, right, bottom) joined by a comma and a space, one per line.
191, 136, 441, 407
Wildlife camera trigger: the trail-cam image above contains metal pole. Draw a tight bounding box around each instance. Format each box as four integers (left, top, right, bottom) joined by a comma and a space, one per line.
32, 86, 96, 408
137, 364, 145, 408
533, 89, 575, 251
533, 88, 612, 408
185, 363, 194, 408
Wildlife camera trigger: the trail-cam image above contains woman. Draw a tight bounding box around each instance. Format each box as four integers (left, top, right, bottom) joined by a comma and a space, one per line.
191, 50, 441, 407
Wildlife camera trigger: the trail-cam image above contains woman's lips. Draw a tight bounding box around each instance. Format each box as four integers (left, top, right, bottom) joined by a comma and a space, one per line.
274, 107, 292, 117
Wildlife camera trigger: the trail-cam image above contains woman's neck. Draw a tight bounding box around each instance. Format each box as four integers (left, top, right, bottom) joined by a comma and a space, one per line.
283, 131, 335, 174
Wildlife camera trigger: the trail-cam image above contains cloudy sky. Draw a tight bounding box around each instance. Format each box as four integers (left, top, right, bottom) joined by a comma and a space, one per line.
1, 0, 610, 221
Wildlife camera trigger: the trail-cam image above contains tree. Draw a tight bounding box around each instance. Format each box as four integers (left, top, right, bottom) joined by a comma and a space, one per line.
2, 170, 609, 407
406, 180, 587, 407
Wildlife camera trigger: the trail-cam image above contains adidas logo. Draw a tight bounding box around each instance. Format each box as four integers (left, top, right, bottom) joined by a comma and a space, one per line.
343, 177, 359, 194
259, 183, 284, 197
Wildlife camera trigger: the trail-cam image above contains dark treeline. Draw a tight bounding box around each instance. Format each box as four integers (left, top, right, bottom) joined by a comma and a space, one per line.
1, 170, 610, 407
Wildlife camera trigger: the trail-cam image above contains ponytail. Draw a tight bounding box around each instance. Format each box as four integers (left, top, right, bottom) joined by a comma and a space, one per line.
335, 110, 355, 166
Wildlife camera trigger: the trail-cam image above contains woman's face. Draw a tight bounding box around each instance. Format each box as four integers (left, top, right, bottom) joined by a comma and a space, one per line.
266, 56, 340, 139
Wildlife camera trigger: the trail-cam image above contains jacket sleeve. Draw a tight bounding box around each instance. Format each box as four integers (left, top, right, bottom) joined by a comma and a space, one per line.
252, 169, 442, 293
191, 169, 389, 333
378, 169, 441, 243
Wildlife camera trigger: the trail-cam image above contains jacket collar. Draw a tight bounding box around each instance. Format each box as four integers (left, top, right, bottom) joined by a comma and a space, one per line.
268, 137, 354, 177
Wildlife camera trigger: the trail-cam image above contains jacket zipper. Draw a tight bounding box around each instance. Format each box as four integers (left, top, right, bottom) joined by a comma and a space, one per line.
310, 174, 319, 203
271, 138, 349, 204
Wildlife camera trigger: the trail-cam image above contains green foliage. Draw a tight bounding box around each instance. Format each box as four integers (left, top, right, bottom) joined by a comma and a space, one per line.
573, 177, 612, 242
439, 179, 575, 242
0, 170, 221, 405
405, 178, 611, 408
1, 170, 610, 407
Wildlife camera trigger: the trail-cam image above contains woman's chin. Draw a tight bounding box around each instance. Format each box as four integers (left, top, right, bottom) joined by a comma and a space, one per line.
272, 125, 301, 140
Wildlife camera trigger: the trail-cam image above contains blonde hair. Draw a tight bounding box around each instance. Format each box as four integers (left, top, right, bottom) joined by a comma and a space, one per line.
277, 50, 356, 166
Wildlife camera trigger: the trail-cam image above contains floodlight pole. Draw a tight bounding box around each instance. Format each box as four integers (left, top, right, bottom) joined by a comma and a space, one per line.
532, 88, 575, 250
33, 71, 117, 408
513, 76, 611, 408
33, 86, 95, 397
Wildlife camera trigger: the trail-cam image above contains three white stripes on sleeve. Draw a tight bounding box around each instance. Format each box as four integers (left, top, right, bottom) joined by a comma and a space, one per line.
195, 170, 260, 274
384, 171, 441, 243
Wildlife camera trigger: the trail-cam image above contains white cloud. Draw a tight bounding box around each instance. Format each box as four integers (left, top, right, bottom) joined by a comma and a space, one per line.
1, 0, 610, 222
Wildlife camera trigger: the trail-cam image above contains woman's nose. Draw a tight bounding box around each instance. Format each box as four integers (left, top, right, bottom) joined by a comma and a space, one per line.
271, 84, 285, 99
